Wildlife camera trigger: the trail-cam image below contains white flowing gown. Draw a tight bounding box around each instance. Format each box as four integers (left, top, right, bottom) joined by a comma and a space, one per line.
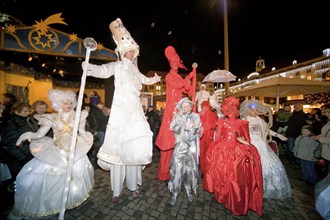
246, 115, 292, 200
10, 110, 94, 218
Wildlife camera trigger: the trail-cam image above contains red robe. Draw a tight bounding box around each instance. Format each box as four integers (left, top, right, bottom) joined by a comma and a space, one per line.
203, 118, 263, 216
155, 68, 193, 180
199, 109, 218, 174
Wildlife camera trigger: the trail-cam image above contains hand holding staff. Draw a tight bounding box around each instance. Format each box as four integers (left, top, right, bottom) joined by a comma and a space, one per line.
58, 37, 97, 220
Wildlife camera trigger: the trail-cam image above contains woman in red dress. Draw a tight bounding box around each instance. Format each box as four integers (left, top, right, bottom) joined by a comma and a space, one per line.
198, 100, 218, 174
203, 96, 263, 216
155, 46, 196, 181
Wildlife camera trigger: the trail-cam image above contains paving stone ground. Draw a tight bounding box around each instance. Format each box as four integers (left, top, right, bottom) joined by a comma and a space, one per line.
1, 146, 324, 220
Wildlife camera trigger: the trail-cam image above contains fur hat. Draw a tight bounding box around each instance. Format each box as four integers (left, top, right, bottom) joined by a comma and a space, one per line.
176, 97, 194, 112
109, 18, 139, 59
164, 46, 187, 70
48, 89, 77, 112
302, 125, 314, 134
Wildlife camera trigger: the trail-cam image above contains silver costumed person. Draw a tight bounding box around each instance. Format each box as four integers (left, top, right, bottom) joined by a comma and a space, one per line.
168, 97, 203, 205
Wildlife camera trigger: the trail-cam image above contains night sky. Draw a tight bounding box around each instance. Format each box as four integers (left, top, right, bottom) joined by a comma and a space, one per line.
1, 0, 329, 78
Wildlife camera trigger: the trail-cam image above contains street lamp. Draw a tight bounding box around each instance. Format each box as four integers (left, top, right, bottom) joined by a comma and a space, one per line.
223, 0, 230, 96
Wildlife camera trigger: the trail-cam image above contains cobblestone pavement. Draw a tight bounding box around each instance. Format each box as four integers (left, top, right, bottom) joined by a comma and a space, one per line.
1, 148, 324, 220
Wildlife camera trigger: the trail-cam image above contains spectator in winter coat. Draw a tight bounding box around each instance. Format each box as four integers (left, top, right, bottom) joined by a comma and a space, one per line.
2, 102, 38, 180
314, 104, 330, 174
145, 106, 160, 150
285, 103, 308, 165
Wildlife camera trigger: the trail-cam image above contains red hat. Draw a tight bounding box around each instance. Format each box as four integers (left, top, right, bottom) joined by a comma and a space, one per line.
164, 46, 187, 70
201, 100, 211, 109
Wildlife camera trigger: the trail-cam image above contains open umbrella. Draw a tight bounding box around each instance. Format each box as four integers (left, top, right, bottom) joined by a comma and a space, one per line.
232, 76, 330, 111
203, 69, 237, 83
203, 69, 237, 94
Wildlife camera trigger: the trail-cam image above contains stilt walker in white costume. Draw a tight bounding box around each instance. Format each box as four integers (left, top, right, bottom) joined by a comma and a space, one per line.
82, 18, 161, 203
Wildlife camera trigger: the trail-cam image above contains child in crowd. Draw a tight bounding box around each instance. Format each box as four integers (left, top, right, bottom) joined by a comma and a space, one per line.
293, 125, 320, 185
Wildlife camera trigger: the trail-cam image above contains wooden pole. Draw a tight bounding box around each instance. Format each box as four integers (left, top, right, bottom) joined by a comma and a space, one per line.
223, 0, 230, 96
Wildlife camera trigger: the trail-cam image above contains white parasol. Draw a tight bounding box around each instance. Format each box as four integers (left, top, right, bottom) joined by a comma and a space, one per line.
203, 69, 237, 83
203, 69, 236, 94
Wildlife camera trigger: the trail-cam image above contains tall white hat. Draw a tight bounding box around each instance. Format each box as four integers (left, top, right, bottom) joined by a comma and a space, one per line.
109, 18, 139, 59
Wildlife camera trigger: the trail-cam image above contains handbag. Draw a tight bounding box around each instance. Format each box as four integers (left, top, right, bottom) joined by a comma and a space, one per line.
313, 142, 322, 159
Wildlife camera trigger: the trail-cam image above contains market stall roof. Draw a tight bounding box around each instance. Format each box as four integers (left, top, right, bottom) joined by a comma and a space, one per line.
0, 13, 117, 82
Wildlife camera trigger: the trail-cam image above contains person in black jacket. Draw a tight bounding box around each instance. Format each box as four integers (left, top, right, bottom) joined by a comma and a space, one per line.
285, 103, 308, 165
0, 103, 14, 212
2, 102, 39, 178
145, 106, 160, 150
86, 101, 109, 168
88, 101, 109, 144
1, 101, 39, 207
1, 93, 17, 122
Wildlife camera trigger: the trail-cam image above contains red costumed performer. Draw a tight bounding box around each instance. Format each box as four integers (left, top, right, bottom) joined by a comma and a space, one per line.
198, 100, 218, 174
155, 46, 196, 181
203, 96, 263, 216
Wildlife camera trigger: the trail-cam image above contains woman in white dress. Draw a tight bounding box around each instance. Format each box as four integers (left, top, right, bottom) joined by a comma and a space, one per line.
240, 100, 292, 200
8, 89, 94, 218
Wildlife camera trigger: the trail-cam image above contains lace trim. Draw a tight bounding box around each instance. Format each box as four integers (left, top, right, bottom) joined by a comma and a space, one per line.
12, 188, 94, 218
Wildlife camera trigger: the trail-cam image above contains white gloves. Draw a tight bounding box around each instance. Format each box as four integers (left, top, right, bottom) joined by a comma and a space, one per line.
81, 61, 88, 71
154, 73, 161, 82
79, 110, 89, 134
16, 132, 38, 146
81, 61, 94, 75
16, 125, 51, 146
277, 133, 288, 141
